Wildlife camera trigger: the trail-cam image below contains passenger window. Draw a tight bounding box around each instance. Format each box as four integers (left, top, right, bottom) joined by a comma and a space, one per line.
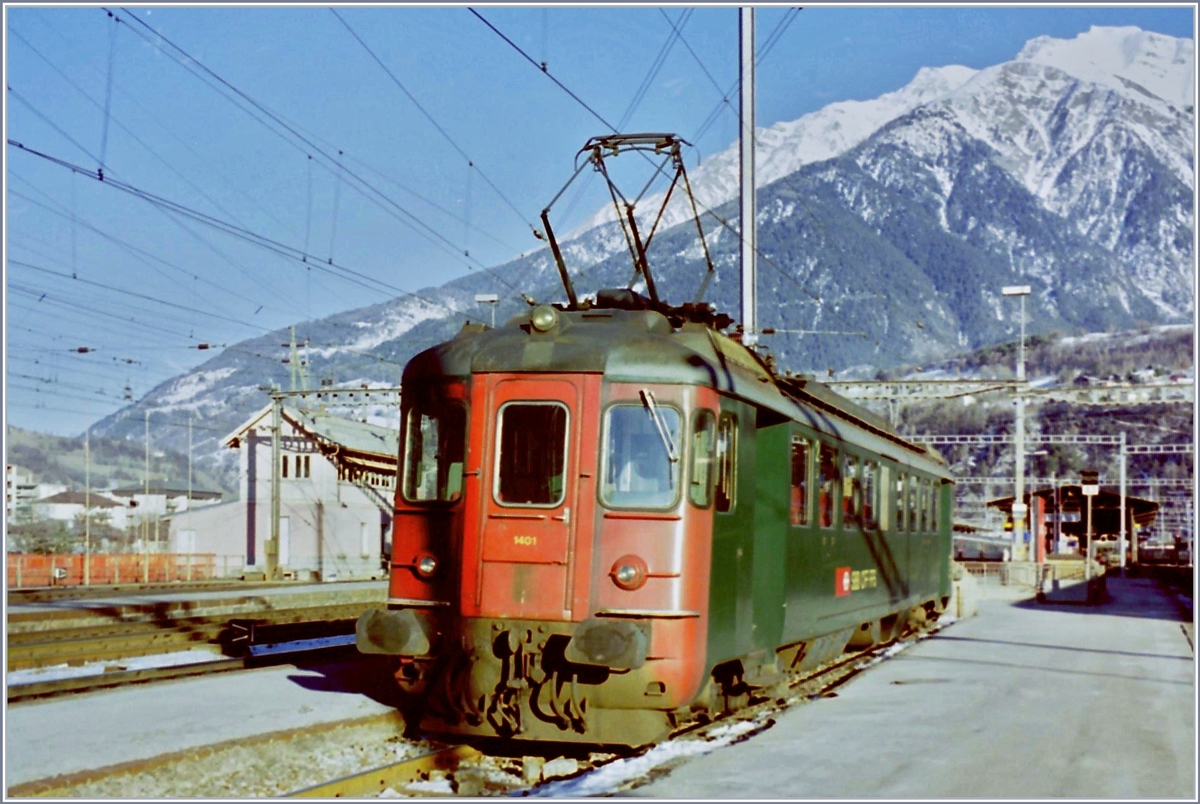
862, 460, 877, 528
896, 472, 907, 531
878, 465, 890, 532
908, 474, 919, 532
602, 403, 681, 509
926, 482, 936, 532
790, 437, 810, 526
818, 443, 838, 528
689, 410, 716, 508
842, 454, 860, 528
495, 402, 568, 507
715, 414, 737, 513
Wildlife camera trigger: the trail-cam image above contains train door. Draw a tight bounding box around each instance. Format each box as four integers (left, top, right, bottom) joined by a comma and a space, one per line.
476, 375, 593, 621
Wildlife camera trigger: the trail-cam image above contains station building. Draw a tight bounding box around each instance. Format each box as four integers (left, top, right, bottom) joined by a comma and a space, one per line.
165, 405, 398, 581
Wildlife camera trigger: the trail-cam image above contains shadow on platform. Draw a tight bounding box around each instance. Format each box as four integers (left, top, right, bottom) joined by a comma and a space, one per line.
285, 654, 404, 708
1011, 576, 1186, 621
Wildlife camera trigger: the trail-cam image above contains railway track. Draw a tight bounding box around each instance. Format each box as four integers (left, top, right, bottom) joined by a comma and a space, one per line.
10, 616, 956, 798
6, 597, 383, 703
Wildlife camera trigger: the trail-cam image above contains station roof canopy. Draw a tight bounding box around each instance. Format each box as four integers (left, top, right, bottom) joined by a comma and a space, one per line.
224, 404, 399, 479
988, 484, 1159, 534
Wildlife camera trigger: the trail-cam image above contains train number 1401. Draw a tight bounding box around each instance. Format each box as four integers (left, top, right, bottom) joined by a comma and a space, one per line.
513, 535, 538, 547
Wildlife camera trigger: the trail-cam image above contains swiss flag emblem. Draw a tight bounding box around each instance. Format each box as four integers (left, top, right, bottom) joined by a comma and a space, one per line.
835, 566, 852, 597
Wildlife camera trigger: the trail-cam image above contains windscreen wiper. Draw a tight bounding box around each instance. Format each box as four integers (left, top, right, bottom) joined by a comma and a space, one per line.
639, 389, 678, 464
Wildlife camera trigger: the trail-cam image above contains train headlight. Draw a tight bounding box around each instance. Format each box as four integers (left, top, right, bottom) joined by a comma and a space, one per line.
610, 555, 648, 591
530, 305, 559, 332
415, 555, 438, 578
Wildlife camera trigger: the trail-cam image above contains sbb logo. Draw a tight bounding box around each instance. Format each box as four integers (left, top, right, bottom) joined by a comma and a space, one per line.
835, 566, 852, 597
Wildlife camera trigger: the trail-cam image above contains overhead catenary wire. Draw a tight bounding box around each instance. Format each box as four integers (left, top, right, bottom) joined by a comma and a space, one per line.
112, 7, 506, 277
331, 8, 538, 238
7, 141, 473, 321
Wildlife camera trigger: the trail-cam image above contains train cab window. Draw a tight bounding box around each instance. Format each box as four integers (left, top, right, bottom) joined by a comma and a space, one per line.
602, 404, 680, 509
818, 443, 838, 528
842, 454, 861, 528
790, 437, 810, 526
862, 460, 878, 529
496, 402, 569, 507
403, 401, 467, 502
689, 410, 716, 508
715, 413, 737, 513
896, 472, 907, 531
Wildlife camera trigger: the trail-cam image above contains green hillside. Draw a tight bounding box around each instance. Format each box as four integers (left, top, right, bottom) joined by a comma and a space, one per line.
5, 427, 232, 495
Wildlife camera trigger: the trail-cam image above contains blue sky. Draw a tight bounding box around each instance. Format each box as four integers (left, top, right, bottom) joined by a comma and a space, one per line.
4, 4, 1194, 437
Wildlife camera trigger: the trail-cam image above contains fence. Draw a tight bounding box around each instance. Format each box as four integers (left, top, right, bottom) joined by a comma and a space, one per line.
6, 554, 251, 588
960, 559, 1103, 594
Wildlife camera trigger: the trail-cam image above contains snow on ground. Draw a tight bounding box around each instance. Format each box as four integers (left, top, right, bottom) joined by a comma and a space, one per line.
7, 647, 225, 686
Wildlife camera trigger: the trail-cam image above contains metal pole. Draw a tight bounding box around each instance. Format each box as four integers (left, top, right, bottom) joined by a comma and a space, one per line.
188, 415, 193, 582
1119, 432, 1127, 572
269, 392, 282, 581
739, 6, 757, 348
1085, 493, 1093, 583
144, 409, 150, 584
85, 424, 91, 586
1014, 294, 1026, 560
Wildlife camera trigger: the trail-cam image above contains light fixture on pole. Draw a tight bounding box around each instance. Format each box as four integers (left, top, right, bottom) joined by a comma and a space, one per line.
474, 293, 499, 328
1002, 285, 1031, 560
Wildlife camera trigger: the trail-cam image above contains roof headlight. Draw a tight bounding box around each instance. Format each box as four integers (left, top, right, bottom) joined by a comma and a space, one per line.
530, 305, 559, 333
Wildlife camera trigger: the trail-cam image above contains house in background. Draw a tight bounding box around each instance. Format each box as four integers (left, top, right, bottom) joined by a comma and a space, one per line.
110, 484, 224, 519
166, 405, 397, 581
33, 491, 133, 530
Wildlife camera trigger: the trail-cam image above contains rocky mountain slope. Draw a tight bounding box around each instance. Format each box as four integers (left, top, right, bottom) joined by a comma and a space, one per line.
88, 26, 1194, 483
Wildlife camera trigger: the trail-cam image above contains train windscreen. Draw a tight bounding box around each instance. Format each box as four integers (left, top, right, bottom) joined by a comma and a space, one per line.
402, 401, 466, 502
602, 404, 681, 509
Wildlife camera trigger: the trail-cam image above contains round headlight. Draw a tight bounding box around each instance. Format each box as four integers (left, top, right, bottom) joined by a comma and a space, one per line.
530, 305, 559, 332
415, 555, 438, 578
609, 555, 648, 591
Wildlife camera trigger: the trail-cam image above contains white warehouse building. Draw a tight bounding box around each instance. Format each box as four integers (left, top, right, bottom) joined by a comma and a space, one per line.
166, 405, 397, 581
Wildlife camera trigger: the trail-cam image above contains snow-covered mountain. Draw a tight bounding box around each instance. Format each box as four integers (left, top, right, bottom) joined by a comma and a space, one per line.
91, 26, 1195, 485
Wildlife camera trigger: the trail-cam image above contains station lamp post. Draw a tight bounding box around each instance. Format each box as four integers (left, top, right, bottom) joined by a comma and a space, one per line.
1002, 285, 1032, 560
475, 293, 500, 328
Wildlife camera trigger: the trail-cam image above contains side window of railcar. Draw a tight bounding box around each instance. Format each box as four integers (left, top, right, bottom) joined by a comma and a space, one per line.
689, 410, 716, 508
715, 413, 737, 513
895, 472, 907, 531
878, 465, 891, 531
790, 437, 810, 526
842, 454, 860, 528
926, 482, 936, 532
818, 443, 838, 528
495, 402, 569, 507
403, 401, 467, 503
908, 474, 920, 532
862, 460, 878, 529
602, 404, 682, 509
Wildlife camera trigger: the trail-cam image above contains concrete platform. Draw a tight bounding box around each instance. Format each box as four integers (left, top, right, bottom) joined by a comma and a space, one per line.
631, 576, 1195, 799
4, 654, 401, 787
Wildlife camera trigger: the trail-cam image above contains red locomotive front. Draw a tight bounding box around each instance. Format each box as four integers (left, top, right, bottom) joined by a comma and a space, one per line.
357, 312, 721, 746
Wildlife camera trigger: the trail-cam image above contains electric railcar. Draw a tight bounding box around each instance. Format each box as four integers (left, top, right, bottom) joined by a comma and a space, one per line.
356, 292, 954, 747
